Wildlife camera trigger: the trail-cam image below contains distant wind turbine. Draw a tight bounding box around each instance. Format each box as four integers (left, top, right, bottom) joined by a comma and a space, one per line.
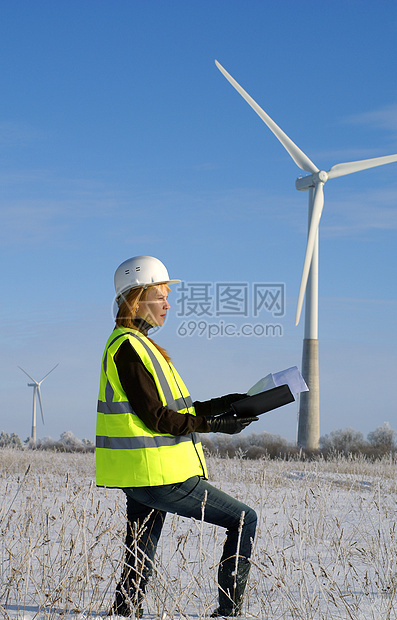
215, 60, 397, 449
18, 364, 59, 444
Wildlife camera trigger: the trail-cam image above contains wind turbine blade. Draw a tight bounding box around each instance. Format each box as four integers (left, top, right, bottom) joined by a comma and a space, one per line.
328, 153, 397, 179
18, 366, 38, 384
39, 363, 59, 383
215, 60, 319, 174
37, 386, 45, 425
295, 183, 325, 325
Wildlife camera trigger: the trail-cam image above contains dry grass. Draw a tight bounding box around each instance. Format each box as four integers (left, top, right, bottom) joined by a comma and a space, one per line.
1, 449, 396, 619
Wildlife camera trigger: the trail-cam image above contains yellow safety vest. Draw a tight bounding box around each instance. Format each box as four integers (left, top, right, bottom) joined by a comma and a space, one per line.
96, 326, 208, 487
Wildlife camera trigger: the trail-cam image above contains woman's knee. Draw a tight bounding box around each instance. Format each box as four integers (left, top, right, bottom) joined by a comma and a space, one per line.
241, 504, 257, 525
242, 506, 257, 539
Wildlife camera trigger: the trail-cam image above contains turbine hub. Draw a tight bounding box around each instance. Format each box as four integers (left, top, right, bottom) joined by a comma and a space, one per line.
295, 170, 328, 191
316, 170, 328, 183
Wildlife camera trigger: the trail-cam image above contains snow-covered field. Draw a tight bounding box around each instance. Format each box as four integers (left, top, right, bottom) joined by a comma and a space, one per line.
1, 449, 396, 619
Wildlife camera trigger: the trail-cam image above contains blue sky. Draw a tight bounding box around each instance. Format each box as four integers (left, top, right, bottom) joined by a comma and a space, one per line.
1, 0, 396, 443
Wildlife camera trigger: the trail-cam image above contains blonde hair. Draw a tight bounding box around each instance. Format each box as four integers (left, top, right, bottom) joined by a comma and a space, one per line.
115, 284, 171, 363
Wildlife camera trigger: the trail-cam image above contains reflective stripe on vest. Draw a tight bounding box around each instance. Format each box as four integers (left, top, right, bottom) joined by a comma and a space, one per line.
96, 432, 200, 450
97, 396, 191, 415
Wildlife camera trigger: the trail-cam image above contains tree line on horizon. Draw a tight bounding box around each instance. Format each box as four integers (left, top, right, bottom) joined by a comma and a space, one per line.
201, 422, 397, 460
0, 430, 94, 452
0, 423, 396, 460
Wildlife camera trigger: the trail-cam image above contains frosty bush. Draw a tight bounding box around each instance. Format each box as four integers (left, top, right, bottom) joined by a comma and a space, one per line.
0, 431, 22, 449
320, 423, 396, 459
25, 431, 95, 452
319, 427, 366, 455
367, 422, 396, 453
201, 430, 298, 459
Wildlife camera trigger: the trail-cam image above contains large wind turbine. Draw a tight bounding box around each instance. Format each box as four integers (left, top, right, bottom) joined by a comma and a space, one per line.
18, 364, 59, 444
215, 60, 397, 449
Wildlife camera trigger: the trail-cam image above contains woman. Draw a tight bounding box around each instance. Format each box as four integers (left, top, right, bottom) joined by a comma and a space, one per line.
96, 256, 258, 618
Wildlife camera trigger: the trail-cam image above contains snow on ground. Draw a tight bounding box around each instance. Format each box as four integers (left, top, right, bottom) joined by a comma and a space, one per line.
1, 449, 396, 619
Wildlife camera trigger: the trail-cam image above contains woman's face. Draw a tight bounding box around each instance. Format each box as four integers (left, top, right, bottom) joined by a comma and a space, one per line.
136, 285, 170, 327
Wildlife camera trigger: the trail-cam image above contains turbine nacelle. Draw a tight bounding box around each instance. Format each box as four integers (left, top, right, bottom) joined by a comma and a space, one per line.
296, 171, 328, 191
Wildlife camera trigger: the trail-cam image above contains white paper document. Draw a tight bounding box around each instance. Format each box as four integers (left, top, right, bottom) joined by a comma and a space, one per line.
247, 366, 309, 396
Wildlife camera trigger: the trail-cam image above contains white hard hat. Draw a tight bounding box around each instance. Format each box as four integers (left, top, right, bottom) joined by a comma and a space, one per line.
114, 255, 181, 301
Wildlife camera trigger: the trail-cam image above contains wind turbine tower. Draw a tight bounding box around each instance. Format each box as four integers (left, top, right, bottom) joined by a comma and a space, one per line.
18, 364, 59, 443
215, 60, 397, 449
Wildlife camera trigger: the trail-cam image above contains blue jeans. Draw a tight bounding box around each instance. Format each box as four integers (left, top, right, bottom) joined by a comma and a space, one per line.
117, 475, 257, 606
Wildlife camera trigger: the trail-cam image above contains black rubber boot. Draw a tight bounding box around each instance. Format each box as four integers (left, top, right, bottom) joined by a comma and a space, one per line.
211, 559, 251, 617
109, 574, 145, 617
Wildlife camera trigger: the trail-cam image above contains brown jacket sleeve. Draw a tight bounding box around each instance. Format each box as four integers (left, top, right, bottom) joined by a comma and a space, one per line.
114, 340, 210, 435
